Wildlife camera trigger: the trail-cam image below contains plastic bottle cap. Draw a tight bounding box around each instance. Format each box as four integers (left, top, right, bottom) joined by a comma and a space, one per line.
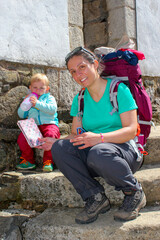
32, 92, 38, 98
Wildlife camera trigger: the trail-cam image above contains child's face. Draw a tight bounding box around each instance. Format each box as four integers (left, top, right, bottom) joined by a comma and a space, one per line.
29, 81, 49, 97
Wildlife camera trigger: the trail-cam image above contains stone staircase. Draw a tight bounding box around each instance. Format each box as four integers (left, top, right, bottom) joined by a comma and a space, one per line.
0, 126, 160, 239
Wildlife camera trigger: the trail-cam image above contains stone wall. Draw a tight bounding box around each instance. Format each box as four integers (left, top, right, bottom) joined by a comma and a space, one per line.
143, 76, 160, 124
0, 0, 83, 171
83, 0, 108, 50
83, 0, 136, 50
83, 0, 160, 123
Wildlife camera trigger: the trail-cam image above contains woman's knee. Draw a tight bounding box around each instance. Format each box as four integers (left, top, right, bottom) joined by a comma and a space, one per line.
87, 144, 108, 170
51, 140, 66, 166
87, 144, 123, 175
87, 144, 113, 165
51, 139, 77, 162
51, 139, 66, 156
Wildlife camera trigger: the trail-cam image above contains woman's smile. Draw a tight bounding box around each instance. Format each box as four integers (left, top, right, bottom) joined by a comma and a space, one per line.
80, 77, 87, 82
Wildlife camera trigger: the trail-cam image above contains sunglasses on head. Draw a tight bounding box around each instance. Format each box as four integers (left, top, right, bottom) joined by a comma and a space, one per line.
65, 46, 95, 64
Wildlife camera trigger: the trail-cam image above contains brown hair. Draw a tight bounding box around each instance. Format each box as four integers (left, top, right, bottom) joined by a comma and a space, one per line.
65, 47, 96, 67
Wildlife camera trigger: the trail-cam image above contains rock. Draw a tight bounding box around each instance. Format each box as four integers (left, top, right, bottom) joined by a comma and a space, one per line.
0, 209, 37, 240
0, 86, 29, 127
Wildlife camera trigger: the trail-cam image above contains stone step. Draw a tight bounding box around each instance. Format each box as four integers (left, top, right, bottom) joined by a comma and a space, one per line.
1, 165, 160, 209
144, 125, 160, 165
20, 206, 160, 240
1, 206, 160, 239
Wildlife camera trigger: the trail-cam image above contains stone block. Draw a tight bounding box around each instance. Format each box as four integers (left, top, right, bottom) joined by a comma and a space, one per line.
84, 0, 101, 22
83, 0, 93, 3
0, 128, 20, 141
46, 68, 59, 103
32, 67, 45, 75
144, 79, 155, 88
0, 86, 28, 127
0, 142, 20, 171
59, 121, 71, 135
68, 0, 83, 27
0, 68, 19, 84
0, 143, 7, 169
69, 26, 84, 50
59, 70, 80, 109
108, 7, 136, 44
17, 66, 31, 75
21, 76, 31, 87
0, 180, 20, 202
144, 137, 160, 164
125, 8, 136, 38
58, 109, 72, 123
0, 210, 36, 240
84, 22, 107, 47
2, 84, 10, 92
107, 0, 135, 10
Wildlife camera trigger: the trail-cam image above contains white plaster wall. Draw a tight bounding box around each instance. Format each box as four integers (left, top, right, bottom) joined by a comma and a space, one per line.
0, 0, 70, 67
136, 0, 160, 76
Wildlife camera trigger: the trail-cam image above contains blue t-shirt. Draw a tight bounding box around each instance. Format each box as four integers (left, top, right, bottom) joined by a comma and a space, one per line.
70, 78, 137, 134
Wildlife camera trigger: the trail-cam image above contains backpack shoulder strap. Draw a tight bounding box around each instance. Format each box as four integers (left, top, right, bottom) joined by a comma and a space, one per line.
78, 88, 85, 121
109, 77, 123, 115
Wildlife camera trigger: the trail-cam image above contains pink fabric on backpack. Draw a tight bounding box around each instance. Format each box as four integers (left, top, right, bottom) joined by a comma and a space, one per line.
101, 58, 152, 145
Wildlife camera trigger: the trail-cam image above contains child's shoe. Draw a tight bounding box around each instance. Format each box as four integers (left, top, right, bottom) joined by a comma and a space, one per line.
16, 157, 36, 170
43, 160, 53, 172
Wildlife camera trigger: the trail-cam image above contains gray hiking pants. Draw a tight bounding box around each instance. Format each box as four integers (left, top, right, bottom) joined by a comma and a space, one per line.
51, 140, 143, 201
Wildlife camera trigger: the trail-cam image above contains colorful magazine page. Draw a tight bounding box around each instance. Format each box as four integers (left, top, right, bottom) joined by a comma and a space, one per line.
17, 118, 44, 148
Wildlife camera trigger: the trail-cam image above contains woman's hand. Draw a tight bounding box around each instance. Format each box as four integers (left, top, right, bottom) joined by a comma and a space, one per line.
36, 137, 57, 151
70, 132, 100, 149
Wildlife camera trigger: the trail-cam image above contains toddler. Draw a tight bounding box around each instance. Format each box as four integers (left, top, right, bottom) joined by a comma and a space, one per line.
16, 73, 60, 171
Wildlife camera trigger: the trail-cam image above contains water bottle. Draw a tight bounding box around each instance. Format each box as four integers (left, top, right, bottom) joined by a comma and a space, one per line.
20, 92, 38, 111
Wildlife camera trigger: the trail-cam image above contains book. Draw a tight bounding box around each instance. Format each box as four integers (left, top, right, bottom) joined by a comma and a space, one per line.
17, 118, 44, 147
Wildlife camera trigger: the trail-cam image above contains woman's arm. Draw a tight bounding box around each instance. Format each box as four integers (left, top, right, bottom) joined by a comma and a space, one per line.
102, 109, 137, 143
71, 109, 138, 149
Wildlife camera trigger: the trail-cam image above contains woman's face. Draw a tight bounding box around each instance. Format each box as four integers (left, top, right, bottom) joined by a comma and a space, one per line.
67, 55, 98, 88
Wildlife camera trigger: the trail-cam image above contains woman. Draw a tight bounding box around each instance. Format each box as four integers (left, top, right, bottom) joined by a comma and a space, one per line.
38, 46, 146, 224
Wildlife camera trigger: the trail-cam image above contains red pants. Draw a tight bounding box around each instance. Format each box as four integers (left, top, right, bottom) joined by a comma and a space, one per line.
17, 124, 60, 164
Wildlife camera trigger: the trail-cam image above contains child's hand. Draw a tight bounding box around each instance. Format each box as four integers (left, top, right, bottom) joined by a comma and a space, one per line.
29, 96, 37, 106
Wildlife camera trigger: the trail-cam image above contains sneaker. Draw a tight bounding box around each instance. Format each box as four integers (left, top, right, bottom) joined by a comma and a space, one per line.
43, 160, 53, 172
114, 189, 146, 221
75, 192, 111, 224
16, 157, 36, 170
